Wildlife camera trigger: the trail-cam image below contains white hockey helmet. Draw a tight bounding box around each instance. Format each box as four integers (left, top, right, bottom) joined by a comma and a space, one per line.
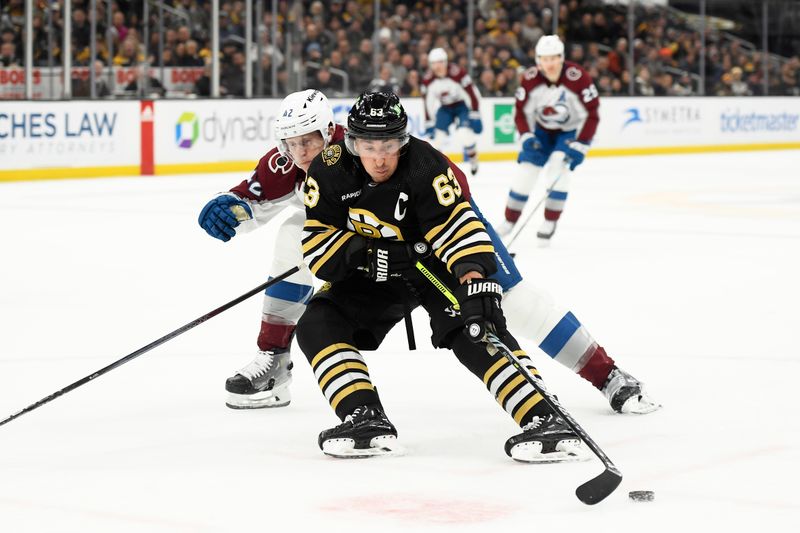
428, 47, 448, 65
535, 35, 565, 61
274, 89, 334, 158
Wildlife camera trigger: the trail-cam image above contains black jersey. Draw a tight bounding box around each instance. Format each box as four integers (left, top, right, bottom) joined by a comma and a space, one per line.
301, 137, 496, 282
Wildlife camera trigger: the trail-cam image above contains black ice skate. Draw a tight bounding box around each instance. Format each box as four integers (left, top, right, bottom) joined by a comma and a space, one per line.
505, 414, 590, 463
225, 349, 292, 409
602, 367, 661, 414
319, 405, 401, 458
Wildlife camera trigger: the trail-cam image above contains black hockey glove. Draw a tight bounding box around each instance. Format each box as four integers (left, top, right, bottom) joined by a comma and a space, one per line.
366, 239, 431, 282
454, 279, 507, 342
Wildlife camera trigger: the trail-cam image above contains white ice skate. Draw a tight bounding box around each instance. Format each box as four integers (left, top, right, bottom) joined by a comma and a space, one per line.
505, 414, 591, 463
602, 368, 661, 414
495, 219, 515, 237
536, 219, 557, 242
225, 349, 292, 409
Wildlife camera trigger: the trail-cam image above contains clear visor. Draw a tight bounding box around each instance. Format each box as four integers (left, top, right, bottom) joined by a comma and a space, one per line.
278, 132, 327, 162
345, 132, 409, 158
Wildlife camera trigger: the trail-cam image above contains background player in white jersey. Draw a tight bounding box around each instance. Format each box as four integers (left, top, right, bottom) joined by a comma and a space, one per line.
197, 89, 345, 409
422, 47, 483, 176
496, 35, 599, 242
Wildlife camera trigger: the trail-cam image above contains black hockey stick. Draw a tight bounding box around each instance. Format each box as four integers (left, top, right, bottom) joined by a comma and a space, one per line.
0, 265, 302, 428
483, 332, 622, 505
414, 261, 622, 505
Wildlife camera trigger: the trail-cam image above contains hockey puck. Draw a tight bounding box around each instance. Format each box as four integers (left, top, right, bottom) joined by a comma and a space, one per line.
628, 490, 655, 502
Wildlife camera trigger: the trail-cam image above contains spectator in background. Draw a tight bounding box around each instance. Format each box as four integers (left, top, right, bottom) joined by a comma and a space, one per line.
193, 60, 211, 97
476, 68, 497, 97
730, 66, 751, 96
72, 9, 91, 51
221, 50, 246, 96
368, 62, 401, 95
635, 66, 655, 96
182, 40, 205, 67
112, 11, 129, 44
0, 41, 18, 66
779, 61, 800, 96
124, 65, 166, 97
345, 53, 372, 93
314, 66, 341, 94
400, 69, 421, 97
114, 38, 141, 66
72, 59, 112, 97
520, 13, 544, 47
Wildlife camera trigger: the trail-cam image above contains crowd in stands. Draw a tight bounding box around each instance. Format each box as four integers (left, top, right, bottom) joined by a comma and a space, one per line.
1, 0, 798, 98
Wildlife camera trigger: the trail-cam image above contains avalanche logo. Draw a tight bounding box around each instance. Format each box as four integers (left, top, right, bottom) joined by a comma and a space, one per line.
175, 112, 199, 149
536, 91, 570, 126
622, 108, 642, 130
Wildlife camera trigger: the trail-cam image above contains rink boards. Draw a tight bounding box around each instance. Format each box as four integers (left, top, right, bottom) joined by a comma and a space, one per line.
1, 96, 799, 181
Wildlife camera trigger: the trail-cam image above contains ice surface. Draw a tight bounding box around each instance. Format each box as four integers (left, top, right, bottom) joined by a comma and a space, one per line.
1, 151, 799, 532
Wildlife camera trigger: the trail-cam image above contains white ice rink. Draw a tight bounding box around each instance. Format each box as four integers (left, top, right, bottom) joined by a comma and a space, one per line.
1, 151, 799, 532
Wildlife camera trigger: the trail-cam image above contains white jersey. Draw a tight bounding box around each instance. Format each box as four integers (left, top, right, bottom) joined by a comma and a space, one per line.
421, 64, 481, 123
515, 61, 600, 143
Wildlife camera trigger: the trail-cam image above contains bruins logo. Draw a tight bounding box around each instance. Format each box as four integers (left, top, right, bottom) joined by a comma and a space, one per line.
321, 145, 342, 166
347, 208, 404, 240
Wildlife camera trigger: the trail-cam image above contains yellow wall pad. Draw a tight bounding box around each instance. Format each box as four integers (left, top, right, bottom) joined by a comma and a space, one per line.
0, 166, 140, 182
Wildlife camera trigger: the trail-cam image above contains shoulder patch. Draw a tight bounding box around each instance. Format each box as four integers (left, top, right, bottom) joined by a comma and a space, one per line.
267, 151, 294, 174
523, 66, 538, 80
321, 144, 342, 166
566, 66, 582, 81
515, 86, 527, 101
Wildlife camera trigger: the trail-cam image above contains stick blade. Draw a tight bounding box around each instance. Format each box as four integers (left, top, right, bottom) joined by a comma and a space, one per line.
575, 468, 622, 505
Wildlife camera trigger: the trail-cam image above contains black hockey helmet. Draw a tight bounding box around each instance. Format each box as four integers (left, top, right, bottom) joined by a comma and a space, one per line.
345, 91, 410, 155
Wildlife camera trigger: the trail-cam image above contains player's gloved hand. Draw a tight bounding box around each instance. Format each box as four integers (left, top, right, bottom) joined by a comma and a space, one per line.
455, 279, 507, 342
366, 239, 430, 282
565, 141, 589, 170
518, 132, 547, 166
468, 111, 483, 134
198, 194, 253, 242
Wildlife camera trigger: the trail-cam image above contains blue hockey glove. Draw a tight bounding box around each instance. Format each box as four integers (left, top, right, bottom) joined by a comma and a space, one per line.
468, 111, 483, 134
455, 279, 507, 342
518, 132, 548, 166
565, 141, 589, 170
198, 194, 253, 242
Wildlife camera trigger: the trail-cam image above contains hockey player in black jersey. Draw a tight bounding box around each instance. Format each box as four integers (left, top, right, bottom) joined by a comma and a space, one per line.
295, 91, 590, 462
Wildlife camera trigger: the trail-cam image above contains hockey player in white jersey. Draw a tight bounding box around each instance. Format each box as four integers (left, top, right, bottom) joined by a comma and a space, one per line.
197, 89, 346, 409
496, 35, 599, 242
422, 47, 483, 175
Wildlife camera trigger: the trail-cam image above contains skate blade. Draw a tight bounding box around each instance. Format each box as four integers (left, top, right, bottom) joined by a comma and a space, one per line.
225, 388, 291, 409
510, 439, 591, 464
619, 394, 662, 415
322, 435, 404, 459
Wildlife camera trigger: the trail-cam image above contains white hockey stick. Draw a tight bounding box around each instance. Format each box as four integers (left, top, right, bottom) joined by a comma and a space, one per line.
503, 159, 569, 250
